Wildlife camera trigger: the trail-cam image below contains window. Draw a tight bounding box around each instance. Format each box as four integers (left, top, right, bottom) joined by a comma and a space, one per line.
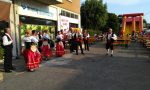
67, 0, 72, 2
61, 10, 66, 16
66, 12, 70, 17
71, 14, 74, 18
75, 15, 78, 19
61, 10, 79, 19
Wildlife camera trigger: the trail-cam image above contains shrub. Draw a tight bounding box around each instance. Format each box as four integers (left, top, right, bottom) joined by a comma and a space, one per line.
0, 44, 4, 60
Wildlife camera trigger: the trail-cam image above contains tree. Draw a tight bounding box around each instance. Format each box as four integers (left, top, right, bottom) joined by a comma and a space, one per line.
143, 19, 147, 28
105, 13, 120, 33
81, 0, 108, 31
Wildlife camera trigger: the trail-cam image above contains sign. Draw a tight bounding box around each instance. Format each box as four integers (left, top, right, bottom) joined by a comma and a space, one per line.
18, 4, 57, 20
60, 16, 69, 33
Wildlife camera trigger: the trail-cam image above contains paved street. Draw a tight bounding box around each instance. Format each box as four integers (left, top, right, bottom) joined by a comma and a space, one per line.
0, 41, 150, 90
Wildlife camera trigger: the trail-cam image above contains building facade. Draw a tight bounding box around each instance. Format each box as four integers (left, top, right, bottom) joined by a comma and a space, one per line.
0, 0, 81, 58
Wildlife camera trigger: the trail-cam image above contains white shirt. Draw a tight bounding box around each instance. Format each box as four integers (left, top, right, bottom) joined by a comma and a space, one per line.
59, 34, 64, 40
67, 32, 72, 39
107, 33, 117, 40
43, 33, 50, 40
22, 36, 38, 47
56, 34, 63, 40
2, 33, 13, 46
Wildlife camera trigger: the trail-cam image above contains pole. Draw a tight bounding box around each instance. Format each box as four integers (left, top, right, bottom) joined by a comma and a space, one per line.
12, 0, 19, 59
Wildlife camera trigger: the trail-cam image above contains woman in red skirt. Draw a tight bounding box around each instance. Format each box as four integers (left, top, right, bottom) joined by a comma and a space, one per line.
22, 30, 41, 72
55, 31, 65, 57
41, 38, 52, 60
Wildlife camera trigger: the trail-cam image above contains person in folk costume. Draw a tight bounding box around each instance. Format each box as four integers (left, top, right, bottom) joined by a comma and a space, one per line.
21, 30, 31, 62
55, 31, 65, 57
71, 30, 78, 53
105, 28, 117, 57
41, 36, 52, 61
73, 30, 84, 55
83, 30, 90, 51
43, 30, 51, 44
37, 31, 43, 52
31, 30, 39, 41
66, 30, 73, 53
2, 28, 15, 73
60, 30, 66, 49
21, 30, 41, 72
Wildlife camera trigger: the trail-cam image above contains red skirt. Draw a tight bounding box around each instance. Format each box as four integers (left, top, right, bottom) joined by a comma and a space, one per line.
56, 43, 65, 57
41, 45, 52, 57
22, 49, 30, 62
26, 49, 41, 70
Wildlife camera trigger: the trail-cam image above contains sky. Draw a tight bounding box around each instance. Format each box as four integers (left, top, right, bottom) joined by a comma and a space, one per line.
80, 0, 150, 23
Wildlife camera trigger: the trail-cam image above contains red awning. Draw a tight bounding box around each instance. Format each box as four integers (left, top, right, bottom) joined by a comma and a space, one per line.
0, 1, 11, 21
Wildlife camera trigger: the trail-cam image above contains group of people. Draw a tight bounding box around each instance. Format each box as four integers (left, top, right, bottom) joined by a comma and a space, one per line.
21, 29, 91, 72
56, 29, 90, 55
2, 27, 117, 73
21, 29, 67, 72
2, 28, 91, 72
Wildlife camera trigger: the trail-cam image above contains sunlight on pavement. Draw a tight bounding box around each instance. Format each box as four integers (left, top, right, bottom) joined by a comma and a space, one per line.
0, 72, 3, 82
0, 60, 3, 81
40, 54, 73, 67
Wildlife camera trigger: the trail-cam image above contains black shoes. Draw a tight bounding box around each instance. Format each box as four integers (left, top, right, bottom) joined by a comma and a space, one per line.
111, 54, 113, 57
4, 67, 16, 73
10, 67, 16, 70
76, 53, 84, 55
105, 53, 109, 56
105, 54, 113, 57
5, 70, 12, 73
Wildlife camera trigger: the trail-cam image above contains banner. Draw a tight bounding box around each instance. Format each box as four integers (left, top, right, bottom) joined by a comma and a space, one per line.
60, 16, 69, 33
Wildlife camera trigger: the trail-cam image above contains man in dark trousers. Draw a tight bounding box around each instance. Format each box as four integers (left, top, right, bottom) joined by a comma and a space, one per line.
73, 30, 84, 55
38, 31, 43, 52
105, 28, 117, 57
2, 28, 15, 73
83, 30, 90, 51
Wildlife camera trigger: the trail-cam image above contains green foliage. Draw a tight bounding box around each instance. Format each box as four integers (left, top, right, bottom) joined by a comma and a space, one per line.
50, 40, 55, 48
81, 0, 108, 31
148, 26, 150, 29
88, 30, 96, 36
20, 24, 26, 36
143, 19, 147, 28
20, 24, 56, 40
88, 29, 102, 36
105, 13, 120, 33
0, 43, 4, 60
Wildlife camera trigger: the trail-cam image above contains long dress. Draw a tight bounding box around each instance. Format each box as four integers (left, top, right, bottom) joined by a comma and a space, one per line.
56, 41, 65, 57
26, 46, 41, 70
22, 36, 41, 71
41, 41, 52, 58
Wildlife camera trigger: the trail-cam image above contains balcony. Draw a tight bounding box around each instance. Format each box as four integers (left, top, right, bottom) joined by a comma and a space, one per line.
36, 0, 63, 5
